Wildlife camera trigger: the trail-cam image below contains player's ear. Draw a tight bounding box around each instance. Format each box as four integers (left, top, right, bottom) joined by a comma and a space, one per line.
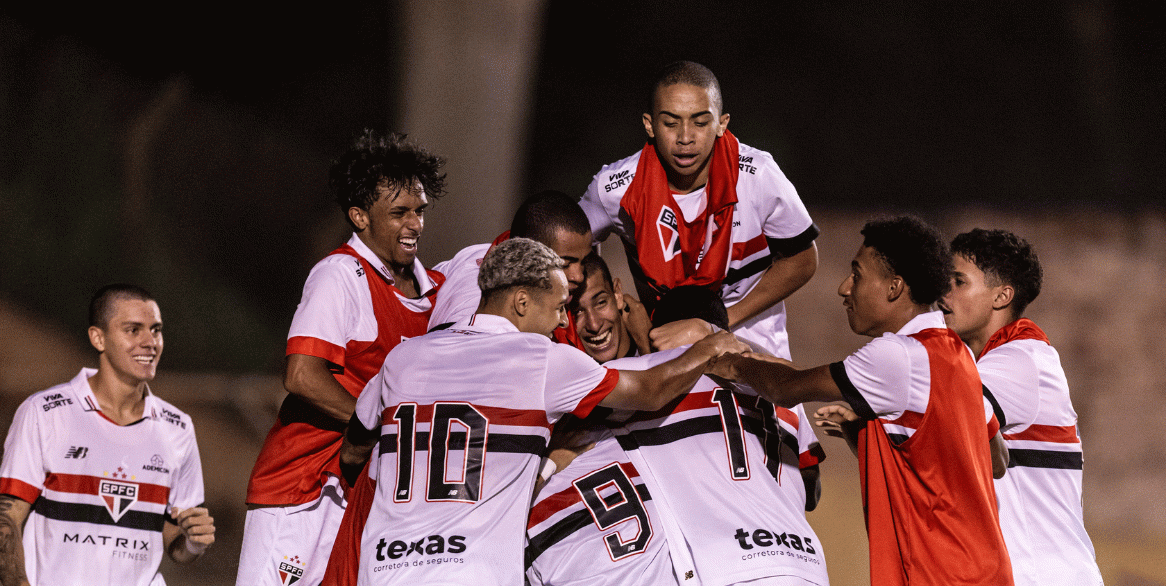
613, 278, 626, 311
642, 113, 655, 139
512, 288, 531, 318
886, 276, 906, 303
992, 284, 1015, 311
348, 206, 370, 231
88, 326, 106, 353
717, 112, 730, 136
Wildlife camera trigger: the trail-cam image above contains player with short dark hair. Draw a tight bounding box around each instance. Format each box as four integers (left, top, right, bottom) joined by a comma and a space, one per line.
238, 130, 447, 586
579, 60, 819, 360
941, 228, 1102, 585
709, 216, 1014, 585
338, 238, 747, 585
1, 285, 214, 586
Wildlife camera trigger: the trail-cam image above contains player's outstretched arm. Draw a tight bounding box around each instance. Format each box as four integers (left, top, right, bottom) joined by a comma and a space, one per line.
600, 330, 750, 411
339, 415, 379, 487
725, 242, 818, 329
619, 294, 654, 356
163, 506, 215, 564
709, 353, 843, 408
990, 431, 1009, 479
0, 495, 31, 586
284, 354, 358, 422
814, 404, 860, 457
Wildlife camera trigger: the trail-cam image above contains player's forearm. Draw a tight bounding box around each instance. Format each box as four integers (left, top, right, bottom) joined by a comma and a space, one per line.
339, 414, 378, 486
0, 497, 30, 586
726, 243, 817, 329
284, 354, 358, 421
723, 357, 840, 407
615, 344, 714, 411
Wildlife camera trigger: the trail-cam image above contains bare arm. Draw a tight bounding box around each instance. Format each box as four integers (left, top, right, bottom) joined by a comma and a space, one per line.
710, 353, 844, 408
163, 506, 215, 564
0, 495, 31, 586
619, 295, 654, 356
990, 431, 1009, 479
285, 353, 357, 422
814, 404, 861, 457
599, 331, 749, 411
726, 243, 817, 329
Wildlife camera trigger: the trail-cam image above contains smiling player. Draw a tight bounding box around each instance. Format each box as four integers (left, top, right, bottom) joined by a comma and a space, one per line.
0, 284, 214, 586
238, 130, 447, 586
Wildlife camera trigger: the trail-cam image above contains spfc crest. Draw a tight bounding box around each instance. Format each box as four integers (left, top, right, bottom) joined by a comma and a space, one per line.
278, 557, 306, 585
98, 479, 138, 522
657, 206, 681, 262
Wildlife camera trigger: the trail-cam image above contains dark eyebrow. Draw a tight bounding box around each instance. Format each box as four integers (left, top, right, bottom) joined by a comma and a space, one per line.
657, 109, 713, 120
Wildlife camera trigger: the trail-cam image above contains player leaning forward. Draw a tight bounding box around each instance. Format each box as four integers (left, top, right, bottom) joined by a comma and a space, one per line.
238, 131, 446, 586
940, 228, 1103, 585
0, 285, 214, 586
711, 217, 1014, 585
338, 238, 747, 585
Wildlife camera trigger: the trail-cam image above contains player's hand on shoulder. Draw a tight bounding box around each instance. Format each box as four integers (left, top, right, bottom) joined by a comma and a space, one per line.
650, 318, 714, 351
619, 294, 653, 355
172, 506, 215, 554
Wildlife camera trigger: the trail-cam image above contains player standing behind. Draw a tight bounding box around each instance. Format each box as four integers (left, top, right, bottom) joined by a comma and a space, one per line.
237, 130, 446, 586
940, 228, 1103, 585
710, 216, 1014, 586
338, 238, 747, 586
579, 60, 818, 359
0, 284, 214, 586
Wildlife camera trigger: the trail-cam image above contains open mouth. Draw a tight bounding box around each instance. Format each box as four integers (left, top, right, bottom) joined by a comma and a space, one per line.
583, 328, 613, 349
672, 153, 699, 168
132, 355, 155, 365
399, 236, 418, 252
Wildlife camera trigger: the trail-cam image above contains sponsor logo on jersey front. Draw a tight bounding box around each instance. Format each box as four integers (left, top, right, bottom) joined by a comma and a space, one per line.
734, 527, 820, 565
42, 392, 74, 411
370, 535, 468, 574
142, 454, 169, 474
739, 154, 757, 175
277, 555, 305, 585
99, 479, 139, 522
657, 206, 681, 262
604, 169, 634, 192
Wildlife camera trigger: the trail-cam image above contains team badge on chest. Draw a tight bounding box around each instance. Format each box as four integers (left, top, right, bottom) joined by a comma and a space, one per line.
277, 555, 305, 585
99, 479, 139, 522
657, 206, 681, 262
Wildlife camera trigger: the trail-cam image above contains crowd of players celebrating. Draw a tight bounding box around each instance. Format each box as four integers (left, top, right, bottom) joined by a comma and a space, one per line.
0, 61, 1102, 586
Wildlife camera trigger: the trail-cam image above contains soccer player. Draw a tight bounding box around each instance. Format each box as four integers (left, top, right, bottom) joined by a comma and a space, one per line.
709, 216, 1014, 585
238, 131, 446, 586
0, 284, 214, 586
338, 238, 746, 585
579, 60, 819, 358
940, 228, 1103, 585
527, 256, 827, 586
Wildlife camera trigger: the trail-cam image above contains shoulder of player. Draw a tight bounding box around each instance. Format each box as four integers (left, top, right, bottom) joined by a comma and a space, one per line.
432, 242, 490, 276
147, 394, 198, 434
15, 379, 81, 419
585, 150, 642, 201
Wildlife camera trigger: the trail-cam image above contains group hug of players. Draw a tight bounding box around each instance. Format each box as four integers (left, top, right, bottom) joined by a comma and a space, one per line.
0, 61, 1103, 586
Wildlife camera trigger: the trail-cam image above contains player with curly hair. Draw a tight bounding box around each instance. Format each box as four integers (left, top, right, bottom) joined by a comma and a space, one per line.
709, 215, 1015, 585
237, 130, 447, 586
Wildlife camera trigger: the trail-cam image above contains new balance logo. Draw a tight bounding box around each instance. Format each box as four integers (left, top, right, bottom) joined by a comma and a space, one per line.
65, 446, 88, 459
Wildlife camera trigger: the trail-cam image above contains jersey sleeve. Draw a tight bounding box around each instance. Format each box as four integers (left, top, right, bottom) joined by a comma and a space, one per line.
286, 256, 364, 367
0, 397, 45, 503
353, 368, 388, 433
754, 154, 816, 246
543, 344, 619, 422
580, 175, 619, 243
168, 424, 206, 511
977, 343, 1041, 432
831, 335, 914, 421
792, 404, 826, 468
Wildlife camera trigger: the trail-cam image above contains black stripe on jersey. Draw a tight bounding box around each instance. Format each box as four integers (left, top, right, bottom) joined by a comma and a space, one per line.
829, 362, 876, 421
724, 255, 774, 287
1007, 449, 1083, 470
887, 433, 910, 446
767, 224, 820, 258
524, 484, 652, 569
378, 432, 545, 456
982, 384, 1007, 428
33, 497, 165, 531
615, 414, 798, 454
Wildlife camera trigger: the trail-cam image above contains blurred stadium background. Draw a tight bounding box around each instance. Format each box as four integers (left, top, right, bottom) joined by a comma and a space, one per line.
2, 1, 1162, 584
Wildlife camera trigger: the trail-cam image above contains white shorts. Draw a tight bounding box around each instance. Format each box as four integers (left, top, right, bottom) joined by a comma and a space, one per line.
236, 476, 347, 586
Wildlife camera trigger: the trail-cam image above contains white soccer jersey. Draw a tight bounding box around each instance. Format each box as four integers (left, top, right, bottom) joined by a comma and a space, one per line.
287, 233, 438, 355
580, 142, 817, 359
605, 350, 828, 586
427, 242, 490, 330
352, 314, 619, 586
0, 369, 204, 586
525, 430, 678, 586
979, 335, 1102, 585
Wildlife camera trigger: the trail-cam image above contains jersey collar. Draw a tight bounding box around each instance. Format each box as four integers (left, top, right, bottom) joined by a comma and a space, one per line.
894, 310, 947, 337
460, 313, 520, 334
72, 367, 161, 425
346, 233, 438, 295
